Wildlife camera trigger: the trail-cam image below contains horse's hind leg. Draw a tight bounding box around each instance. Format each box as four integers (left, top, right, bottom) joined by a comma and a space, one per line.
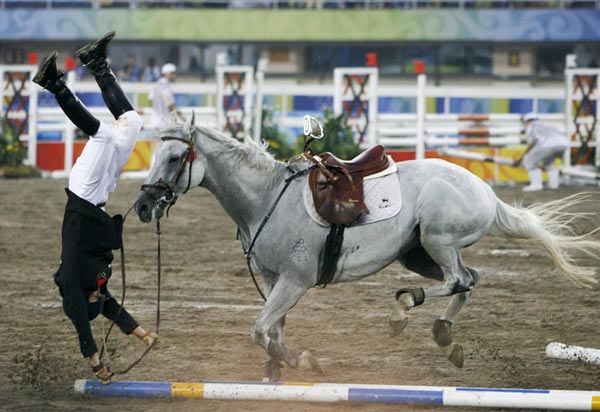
393, 242, 478, 367
433, 267, 479, 368
390, 246, 443, 336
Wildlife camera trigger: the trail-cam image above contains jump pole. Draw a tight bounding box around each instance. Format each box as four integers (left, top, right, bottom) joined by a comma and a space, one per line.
75, 380, 600, 410
546, 342, 600, 365
438, 147, 515, 165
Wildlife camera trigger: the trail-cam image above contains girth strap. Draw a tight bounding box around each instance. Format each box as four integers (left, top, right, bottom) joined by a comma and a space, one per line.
316, 224, 345, 287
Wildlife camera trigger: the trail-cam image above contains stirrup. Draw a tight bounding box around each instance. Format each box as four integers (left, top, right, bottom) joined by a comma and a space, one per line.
92, 361, 113, 384
76, 31, 116, 76
32, 51, 65, 93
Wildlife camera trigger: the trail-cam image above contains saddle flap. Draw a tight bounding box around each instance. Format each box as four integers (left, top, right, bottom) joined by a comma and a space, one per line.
308, 167, 366, 225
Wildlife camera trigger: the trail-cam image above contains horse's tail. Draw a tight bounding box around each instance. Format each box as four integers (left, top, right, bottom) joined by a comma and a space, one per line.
493, 192, 600, 289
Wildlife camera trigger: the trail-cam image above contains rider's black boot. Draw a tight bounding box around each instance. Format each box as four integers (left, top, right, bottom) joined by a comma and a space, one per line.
76, 31, 134, 120
75, 31, 115, 77
33, 51, 100, 136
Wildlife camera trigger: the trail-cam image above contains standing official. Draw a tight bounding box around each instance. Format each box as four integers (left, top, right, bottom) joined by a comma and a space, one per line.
514, 112, 569, 192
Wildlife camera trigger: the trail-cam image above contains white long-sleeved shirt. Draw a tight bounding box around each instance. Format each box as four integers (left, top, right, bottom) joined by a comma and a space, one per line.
525, 121, 569, 150
148, 77, 175, 130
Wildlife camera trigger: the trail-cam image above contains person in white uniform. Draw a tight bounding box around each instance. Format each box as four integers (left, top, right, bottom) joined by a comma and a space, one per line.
148, 62, 184, 130
514, 112, 569, 192
33, 31, 158, 383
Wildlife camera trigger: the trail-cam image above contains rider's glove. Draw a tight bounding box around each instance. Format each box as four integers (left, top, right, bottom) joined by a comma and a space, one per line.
141, 332, 160, 350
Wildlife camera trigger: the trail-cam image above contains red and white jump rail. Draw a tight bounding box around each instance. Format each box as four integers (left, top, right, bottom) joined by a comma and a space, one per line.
379, 113, 565, 123
383, 136, 524, 147
374, 72, 574, 158
377, 112, 566, 149
75, 379, 600, 410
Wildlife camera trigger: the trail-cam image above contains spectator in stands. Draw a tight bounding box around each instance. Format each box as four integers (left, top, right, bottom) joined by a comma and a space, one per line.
513, 112, 569, 192
142, 56, 160, 83
32, 31, 158, 384
118, 54, 141, 82
148, 62, 185, 130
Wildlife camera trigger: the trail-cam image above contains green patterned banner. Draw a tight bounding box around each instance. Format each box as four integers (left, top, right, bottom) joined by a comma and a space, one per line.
1, 9, 599, 41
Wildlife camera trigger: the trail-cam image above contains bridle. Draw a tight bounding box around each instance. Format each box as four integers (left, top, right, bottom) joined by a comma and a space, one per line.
140, 131, 198, 213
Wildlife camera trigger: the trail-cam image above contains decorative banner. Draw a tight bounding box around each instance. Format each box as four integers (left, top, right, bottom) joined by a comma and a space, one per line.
216, 66, 254, 141
36, 140, 153, 171
0, 65, 38, 166
333, 68, 378, 147
565, 69, 599, 166
0, 10, 599, 42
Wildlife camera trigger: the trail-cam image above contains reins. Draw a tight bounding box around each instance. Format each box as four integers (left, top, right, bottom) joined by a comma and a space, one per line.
241, 165, 313, 302
98, 202, 162, 376
100, 127, 198, 375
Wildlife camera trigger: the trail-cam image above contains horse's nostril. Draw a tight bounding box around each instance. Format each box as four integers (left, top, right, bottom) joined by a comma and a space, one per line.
137, 203, 152, 222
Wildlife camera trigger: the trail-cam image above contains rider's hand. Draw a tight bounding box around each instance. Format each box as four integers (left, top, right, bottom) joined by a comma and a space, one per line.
142, 332, 160, 350
92, 361, 113, 384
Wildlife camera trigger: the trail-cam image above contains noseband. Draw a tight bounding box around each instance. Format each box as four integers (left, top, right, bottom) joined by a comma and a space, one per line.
140, 132, 198, 213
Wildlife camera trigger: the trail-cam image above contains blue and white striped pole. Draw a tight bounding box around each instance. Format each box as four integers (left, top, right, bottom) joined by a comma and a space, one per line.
75, 380, 600, 410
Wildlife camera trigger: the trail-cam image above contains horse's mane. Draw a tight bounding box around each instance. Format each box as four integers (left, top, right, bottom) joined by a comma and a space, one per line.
194, 125, 287, 189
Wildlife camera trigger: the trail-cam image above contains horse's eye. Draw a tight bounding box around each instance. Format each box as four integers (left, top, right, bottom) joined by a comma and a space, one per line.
168, 156, 180, 164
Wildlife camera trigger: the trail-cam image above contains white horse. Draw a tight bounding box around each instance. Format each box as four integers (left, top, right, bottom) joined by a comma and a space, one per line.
135, 118, 599, 381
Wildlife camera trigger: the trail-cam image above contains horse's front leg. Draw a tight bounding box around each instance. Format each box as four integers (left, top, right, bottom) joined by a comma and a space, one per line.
263, 315, 293, 382
251, 277, 309, 381
258, 281, 284, 382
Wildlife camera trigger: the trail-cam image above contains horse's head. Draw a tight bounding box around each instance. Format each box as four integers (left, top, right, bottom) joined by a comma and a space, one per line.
135, 113, 205, 223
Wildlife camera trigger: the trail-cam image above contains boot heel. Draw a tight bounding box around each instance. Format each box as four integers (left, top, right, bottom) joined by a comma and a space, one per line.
76, 31, 116, 76
33, 51, 64, 93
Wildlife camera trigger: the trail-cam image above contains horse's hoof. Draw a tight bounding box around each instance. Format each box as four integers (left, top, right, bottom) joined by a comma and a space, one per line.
267, 341, 298, 368
264, 368, 281, 382
389, 306, 409, 337
389, 318, 408, 337
264, 358, 283, 382
432, 319, 453, 347
281, 348, 299, 368
298, 350, 323, 374
445, 343, 464, 368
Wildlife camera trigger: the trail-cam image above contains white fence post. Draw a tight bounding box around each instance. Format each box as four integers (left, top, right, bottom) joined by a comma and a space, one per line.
64, 70, 77, 174
27, 71, 38, 167
253, 58, 268, 143
415, 73, 426, 160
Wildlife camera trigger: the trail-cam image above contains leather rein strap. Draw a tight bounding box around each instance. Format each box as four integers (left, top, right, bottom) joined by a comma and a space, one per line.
242, 165, 313, 301
104, 133, 198, 374
99, 203, 161, 375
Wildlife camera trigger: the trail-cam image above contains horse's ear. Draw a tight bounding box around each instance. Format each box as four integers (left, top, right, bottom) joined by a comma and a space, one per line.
170, 110, 179, 125
184, 110, 196, 135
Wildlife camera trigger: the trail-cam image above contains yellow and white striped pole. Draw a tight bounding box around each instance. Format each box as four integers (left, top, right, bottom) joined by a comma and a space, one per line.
75, 380, 600, 410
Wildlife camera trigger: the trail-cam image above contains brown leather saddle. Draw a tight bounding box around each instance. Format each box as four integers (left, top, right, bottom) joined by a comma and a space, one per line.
308, 145, 390, 225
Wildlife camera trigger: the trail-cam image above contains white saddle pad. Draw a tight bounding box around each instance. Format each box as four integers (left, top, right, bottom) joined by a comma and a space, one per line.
303, 159, 402, 227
